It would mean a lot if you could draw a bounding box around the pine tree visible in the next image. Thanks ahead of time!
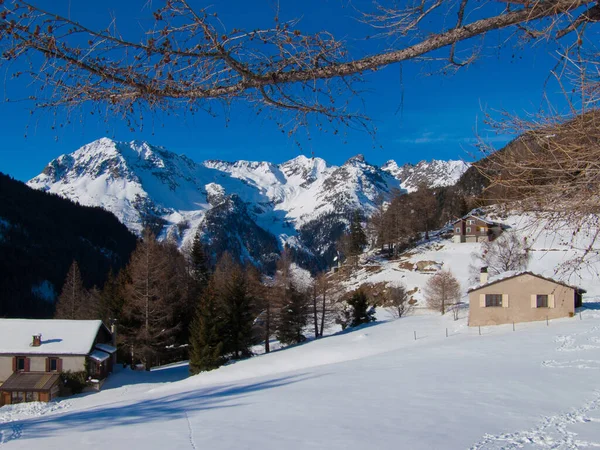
[349,210,367,255]
[190,230,211,289]
[276,282,309,345]
[188,283,224,374]
[55,260,86,319]
[99,269,125,323]
[222,268,254,359]
[211,253,255,360]
[188,252,256,373]
[347,289,375,328]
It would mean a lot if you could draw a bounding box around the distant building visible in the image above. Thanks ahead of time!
[0,319,116,406]
[468,269,585,327]
[452,214,503,243]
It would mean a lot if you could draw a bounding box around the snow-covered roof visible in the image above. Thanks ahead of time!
[89,350,110,363]
[0,319,106,355]
[95,343,117,354]
[468,271,586,293]
[452,214,497,225]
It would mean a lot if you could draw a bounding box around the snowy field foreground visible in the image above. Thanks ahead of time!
[3,213,600,449]
[2,306,600,449]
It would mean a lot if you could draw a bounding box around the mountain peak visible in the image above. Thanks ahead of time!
[381,158,470,192]
[346,154,366,164]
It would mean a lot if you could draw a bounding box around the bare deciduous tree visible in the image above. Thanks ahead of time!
[424,269,461,315]
[386,284,414,319]
[473,231,531,277]
[0,0,596,135]
[478,106,600,273]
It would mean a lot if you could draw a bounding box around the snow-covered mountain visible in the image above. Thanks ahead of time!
[28,138,414,268]
[382,159,470,192]
[28,138,470,268]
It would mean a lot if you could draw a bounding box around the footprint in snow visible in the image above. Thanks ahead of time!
[542,359,600,369]
[470,391,600,449]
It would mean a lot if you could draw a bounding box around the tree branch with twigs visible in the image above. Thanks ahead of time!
[0,0,596,135]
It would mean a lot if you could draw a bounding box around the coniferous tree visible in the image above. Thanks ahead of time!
[189,252,255,372]
[121,229,185,368]
[347,289,376,328]
[214,255,255,359]
[99,269,125,323]
[55,260,86,319]
[349,210,367,255]
[276,282,309,345]
[190,231,210,282]
[189,283,224,374]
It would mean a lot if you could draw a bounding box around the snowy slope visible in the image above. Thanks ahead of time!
[382,159,470,192]
[1,212,600,449]
[2,303,600,448]
[339,211,600,306]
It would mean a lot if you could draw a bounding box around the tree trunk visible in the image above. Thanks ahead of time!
[319,291,327,337]
[312,285,319,339]
[264,302,270,354]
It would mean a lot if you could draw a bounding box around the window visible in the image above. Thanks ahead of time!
[16,357,25,371]
[468,220,474,225]
[479,227,486,233]
[485,294,503,307]
[455,227,460,233]
[49,358,58,371]
[466,227,471,233]
[536,294,548,308]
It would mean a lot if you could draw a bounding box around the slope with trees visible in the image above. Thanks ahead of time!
[0,172,137,318]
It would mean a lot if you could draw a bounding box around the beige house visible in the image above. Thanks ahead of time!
[0,319,116,406]
[452,214,503,243]
[468,270,585,327]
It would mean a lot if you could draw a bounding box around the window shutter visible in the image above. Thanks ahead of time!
[24,358,31,372]
[57,358,63,372]
[502,294,509,308]
[531,295,537,308]
[479,294,486,307]
[45,358,50,372]
[12,356,16,372]
[548,294,555,308]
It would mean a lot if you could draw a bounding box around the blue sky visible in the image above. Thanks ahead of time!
[0,0,578,181]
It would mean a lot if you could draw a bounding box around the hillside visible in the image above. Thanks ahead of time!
[336,210,600,305]
[1,211,599,448]
[0,173,137,318]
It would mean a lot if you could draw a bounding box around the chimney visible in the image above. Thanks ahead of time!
[32,334,42,347]
[480,267,489,285]
[110,320,118,366]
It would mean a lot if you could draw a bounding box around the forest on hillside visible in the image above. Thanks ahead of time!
[0,172,137,318]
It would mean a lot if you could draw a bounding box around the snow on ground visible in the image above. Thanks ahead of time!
[2,212,600,449]
[2,307,600,449]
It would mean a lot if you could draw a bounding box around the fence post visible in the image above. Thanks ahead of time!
[479,326,481,336]
[580,311,583,320]
[546,316,549,326]
[513,322,515,331]
[446,328,448,338]
[414,331,417,341]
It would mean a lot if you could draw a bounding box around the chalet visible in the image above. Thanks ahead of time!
[452,214,503,243]
[0,319,116,406]
[468,269,585,327]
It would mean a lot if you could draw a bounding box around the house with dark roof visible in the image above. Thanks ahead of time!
[468,269,585,327]
[452,214,504,243]
[0,319,116,406]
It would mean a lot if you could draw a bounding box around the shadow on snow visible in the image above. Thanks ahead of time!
[0,373,315,442]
